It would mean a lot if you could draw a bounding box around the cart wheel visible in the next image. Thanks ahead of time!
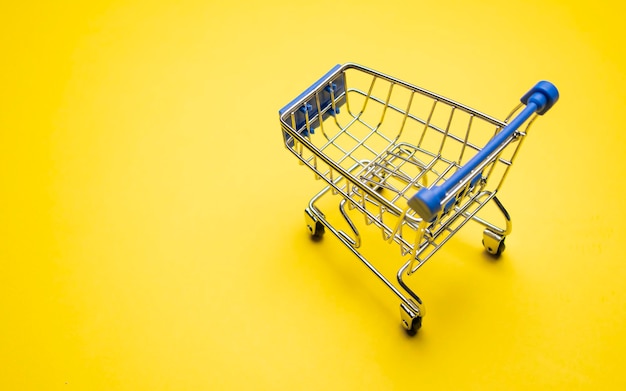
[482,235,506,257]
[496,240,506,256]
[400,302,423,336]
[305,209,325,239]
[310,221,325,238]
[405,316,422,336]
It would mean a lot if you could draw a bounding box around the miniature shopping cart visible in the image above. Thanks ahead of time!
[278,63,558,334]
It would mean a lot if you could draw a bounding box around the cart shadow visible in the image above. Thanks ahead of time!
[283,213,516,343]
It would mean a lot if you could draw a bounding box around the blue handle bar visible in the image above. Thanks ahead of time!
[278,64,346,148]
[407,81,559,221]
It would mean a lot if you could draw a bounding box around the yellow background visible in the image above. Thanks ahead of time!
[2,0,625,389]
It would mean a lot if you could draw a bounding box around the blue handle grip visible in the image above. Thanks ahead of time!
[279,64,342,115]
[407,81,559,221]
[279,65,347,149]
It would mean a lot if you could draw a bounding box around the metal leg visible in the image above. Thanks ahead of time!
[338,199,361,248]
[400,302,423,335]
[305,185,425,334]
[480,195,511,256]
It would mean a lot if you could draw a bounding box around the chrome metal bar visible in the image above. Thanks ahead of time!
[494,115,537,191]
[466,195,512,236]
[437,106,456,156]
[395,90,415,141]
[347,88,503,158]
[458,115,474,164]
[306,186,424,313]
[338,198,361,248]
[375,82,395,129]
[314,89,330,141]
[358,74,377,117]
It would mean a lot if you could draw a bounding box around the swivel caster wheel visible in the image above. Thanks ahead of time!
[404,316,422,336]
[400,302,423,336]
[305,209,325,239]
[483,229,506,257]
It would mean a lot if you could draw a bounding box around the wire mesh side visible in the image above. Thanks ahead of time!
[281,64,536,268]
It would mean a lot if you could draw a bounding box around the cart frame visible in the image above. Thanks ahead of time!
[279,63,558,333]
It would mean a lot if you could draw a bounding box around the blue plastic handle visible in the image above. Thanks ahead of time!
[279,64,342,116]
[279,65,346,147]
[407,81,559,221]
